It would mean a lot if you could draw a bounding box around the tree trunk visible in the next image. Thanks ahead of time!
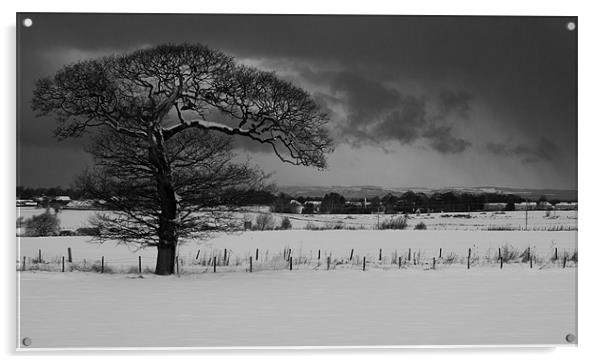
[155,244,176,275]
[150,130,179,275]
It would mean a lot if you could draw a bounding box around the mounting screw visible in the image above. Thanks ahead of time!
[22,18,33,27]
[22,337,32,346]
[565,333,576,343]
[566,22,576,31]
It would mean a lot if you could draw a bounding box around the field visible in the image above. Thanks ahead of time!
[17,207,578,348]
[17,207,578,231]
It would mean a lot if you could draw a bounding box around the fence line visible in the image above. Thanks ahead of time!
[17,245,577,275]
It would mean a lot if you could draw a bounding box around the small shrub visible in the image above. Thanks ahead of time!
[91,262,113,273]
[519,248,531,263]
[24,211,60,237]
[570,251,578,263]
[304,222,319,230]
[500,244,520,263]
[452,214,472,218]
[443,252,458,264]
[380,216,408,230]
[75,227,101,236]
[324,221,345,230]
[254,213,275,231]
[414,221,427,230]
[280,217,292,230]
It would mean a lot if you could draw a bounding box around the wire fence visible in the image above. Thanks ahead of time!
[17,245,578,275]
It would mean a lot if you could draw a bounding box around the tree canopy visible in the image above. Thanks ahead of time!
[33,44,333,167]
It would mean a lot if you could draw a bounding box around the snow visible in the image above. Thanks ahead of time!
[16,208,577,348]
[18,230,577,272]
[18,267,576,348]
[17,207,578,231]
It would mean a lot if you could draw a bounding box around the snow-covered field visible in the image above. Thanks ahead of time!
[18,230,577,273]
[17,207,578,231]
[16,207,578,348]
[19,267,576,348]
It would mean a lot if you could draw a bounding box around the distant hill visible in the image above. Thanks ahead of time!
[275,185,577,201]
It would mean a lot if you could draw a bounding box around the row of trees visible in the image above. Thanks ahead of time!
[17,186,82,200]
[18,185,556,215]
[271,191,553,214]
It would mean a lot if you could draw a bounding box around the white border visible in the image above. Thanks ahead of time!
[3,0,602,362]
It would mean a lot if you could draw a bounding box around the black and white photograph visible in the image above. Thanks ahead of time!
[15,12,578,349]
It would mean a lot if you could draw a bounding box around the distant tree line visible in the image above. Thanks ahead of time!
[17,186,82,200]
[17,185,560,214]
[271,191,560,214]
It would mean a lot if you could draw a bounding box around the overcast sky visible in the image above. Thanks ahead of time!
[17,14,577,189]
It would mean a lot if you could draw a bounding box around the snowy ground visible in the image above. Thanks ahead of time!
[16,207,577,348]
[18,230,577,272]
[17,207,578,231]
[18,267,576,348]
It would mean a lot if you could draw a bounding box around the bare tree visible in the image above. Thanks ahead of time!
[79,127,264,272]
[33,44,333,275]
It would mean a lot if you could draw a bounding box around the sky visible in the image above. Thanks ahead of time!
[17,14,577,190]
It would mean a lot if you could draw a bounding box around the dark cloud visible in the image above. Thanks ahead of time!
[17,14,576,188]
[373,97,427,144]
[331,71,400,125]
[486,138,560,163]
[322,72,471,153]
[423,126,472,153]
[438,90,472,119]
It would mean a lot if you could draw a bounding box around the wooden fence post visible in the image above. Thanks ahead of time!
[62,256,65,272]
[176,256,180,276]
[563,255,567,268]
[195,250,200,260]
[379,249,382,261]
[530,255,533,269]
[67,247,72,263]
[138,256,142,274]
[249,256,253,273]
[498,247,502,261]
[398,256,402,269]
[327,256,331,271]
[363,256,366,271]
[467,248,471,270]
[554,248,558,261]
[223,249,228,265]
[500,254,503,269]
[289,256,293,271]
[38,249,42,264]
[350,249,354,261]
[439,248,442,259]
[213,256,217,273]
[408,248,411,261]
[101,256,104,274]
[318,249,321,260]
[432,257,436,270]
[256,248,259,261]
[22,256,25,271]
[527,247,531,261]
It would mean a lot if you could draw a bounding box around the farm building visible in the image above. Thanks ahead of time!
[289,200,304,214]
[483,202,507,211]
[555,202,578,210]
[53,196,71,203]
[515,202,537,210]
[16,199,37,207]
[537,201,554,210]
